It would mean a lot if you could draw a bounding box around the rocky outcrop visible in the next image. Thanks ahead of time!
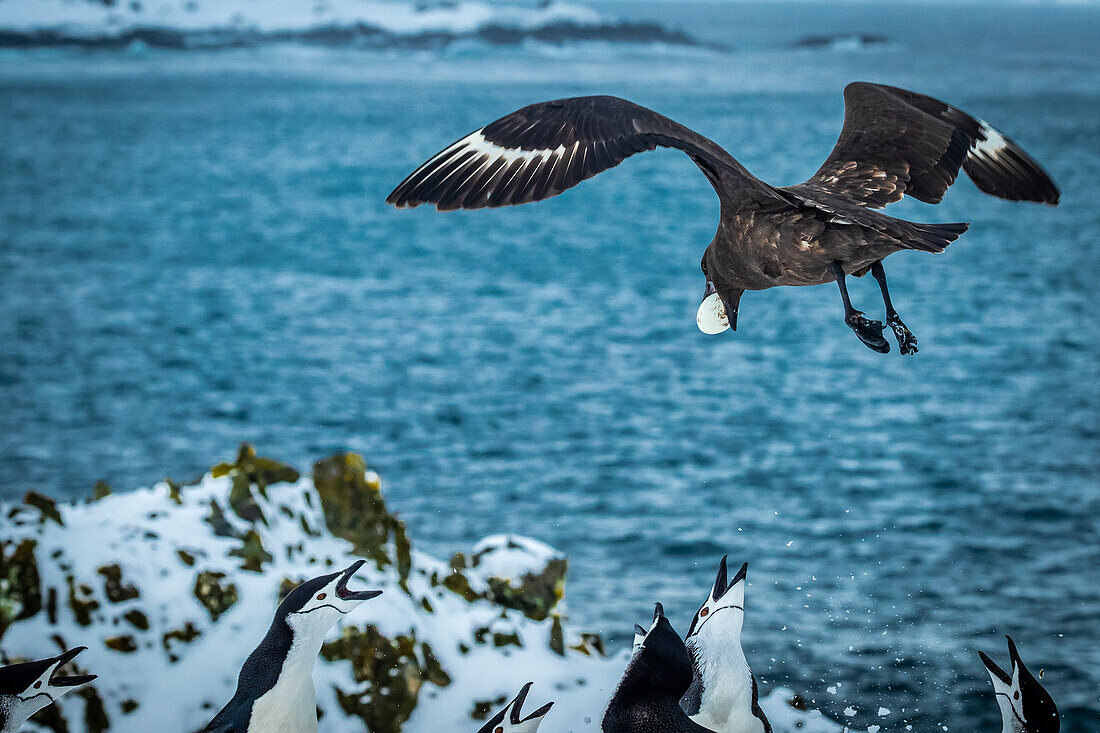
[0,445,611,732]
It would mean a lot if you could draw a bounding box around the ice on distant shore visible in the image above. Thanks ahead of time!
[0,0,710,49]
[792,33,891,50]
[0,445,840,731]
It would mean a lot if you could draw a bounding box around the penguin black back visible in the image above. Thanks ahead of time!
[603,605,714,733]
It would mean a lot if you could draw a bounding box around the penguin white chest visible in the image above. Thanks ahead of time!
[249,676,317,733]
[689,640,766,733]
[691,674,766,733]
[247,634,321,733]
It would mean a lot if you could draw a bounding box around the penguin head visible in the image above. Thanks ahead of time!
[476,682,553,733]
[278,560,382,637]
[979,636,1059,733]
[0,647,96,727]
[685,556,747,643]
[628,603,695,697]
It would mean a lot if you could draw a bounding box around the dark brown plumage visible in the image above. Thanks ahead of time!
[387,83,1059,353]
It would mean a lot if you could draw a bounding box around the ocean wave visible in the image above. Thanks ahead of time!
[0,0,717,49]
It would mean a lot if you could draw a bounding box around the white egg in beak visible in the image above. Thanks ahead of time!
[697,292,730,334]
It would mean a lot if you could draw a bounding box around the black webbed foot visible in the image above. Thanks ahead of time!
[887,314,918,355]
[845,311,890,353]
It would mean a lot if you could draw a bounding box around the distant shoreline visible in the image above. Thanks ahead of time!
[0,20,723,51]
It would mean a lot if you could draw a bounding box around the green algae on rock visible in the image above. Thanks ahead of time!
[321,625,452,733]
[104,635,137,653]
[90,481,112,502]
[96,565,139,604]
[77,686,111,733]
[161,621,201,663]
[122,609,149,631]
[192,570,238,621]
[312,453,413,583]
[227,529,274,573]
[0,538,41,639]
[444,536,568,622]
[66,576,100,627]
[211,443,301,524]
[23,491,64,525]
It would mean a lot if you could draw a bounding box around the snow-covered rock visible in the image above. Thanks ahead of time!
[0,445,839,732]
[0,445,613,731]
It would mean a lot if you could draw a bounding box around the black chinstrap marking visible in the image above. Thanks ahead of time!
[292,603,350,617]
[18,692,53,706]
[995,692,1028,728]
[687,604,744,638]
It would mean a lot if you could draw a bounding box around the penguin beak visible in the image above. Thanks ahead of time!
[712,555,729,600]
[334,559,383,602]
[1005,635,1023,673]
[697,281,734,334]
[49,647,97,688]
[979,649,1012,685]
[510,682,554,725]
[711,556,748,602]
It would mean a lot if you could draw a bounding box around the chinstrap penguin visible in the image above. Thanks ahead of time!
[603,603,714,733]
[476,682,553,733]
[979,636,1059,733]
[202,559,382,733]
[0,647,96,733]
[681,557,771,733]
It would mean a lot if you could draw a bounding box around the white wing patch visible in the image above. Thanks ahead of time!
[969,119,1010,162]
[403,129,577,200]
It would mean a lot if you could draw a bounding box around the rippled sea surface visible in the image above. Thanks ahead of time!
[1,2,1098,730]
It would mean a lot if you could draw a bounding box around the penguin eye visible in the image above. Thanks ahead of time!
[494,727,503,733]
[34,681,41,689]
[700,607,709,617]
[1014,690,1020,700]
[316,593,326,601]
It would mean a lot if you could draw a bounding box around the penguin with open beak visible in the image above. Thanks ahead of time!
[0,647,96,733]
[978,636,1059,733]
[681,557,771,733]
[476,682,554,733]
[202,560,382,733]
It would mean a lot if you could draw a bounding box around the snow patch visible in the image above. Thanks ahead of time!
[1,454,840,732]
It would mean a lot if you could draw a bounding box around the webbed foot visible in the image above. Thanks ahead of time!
[845,311,890,353]
[887,314,918,355]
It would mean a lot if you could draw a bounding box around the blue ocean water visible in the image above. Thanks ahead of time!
[1,2,1098,730]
